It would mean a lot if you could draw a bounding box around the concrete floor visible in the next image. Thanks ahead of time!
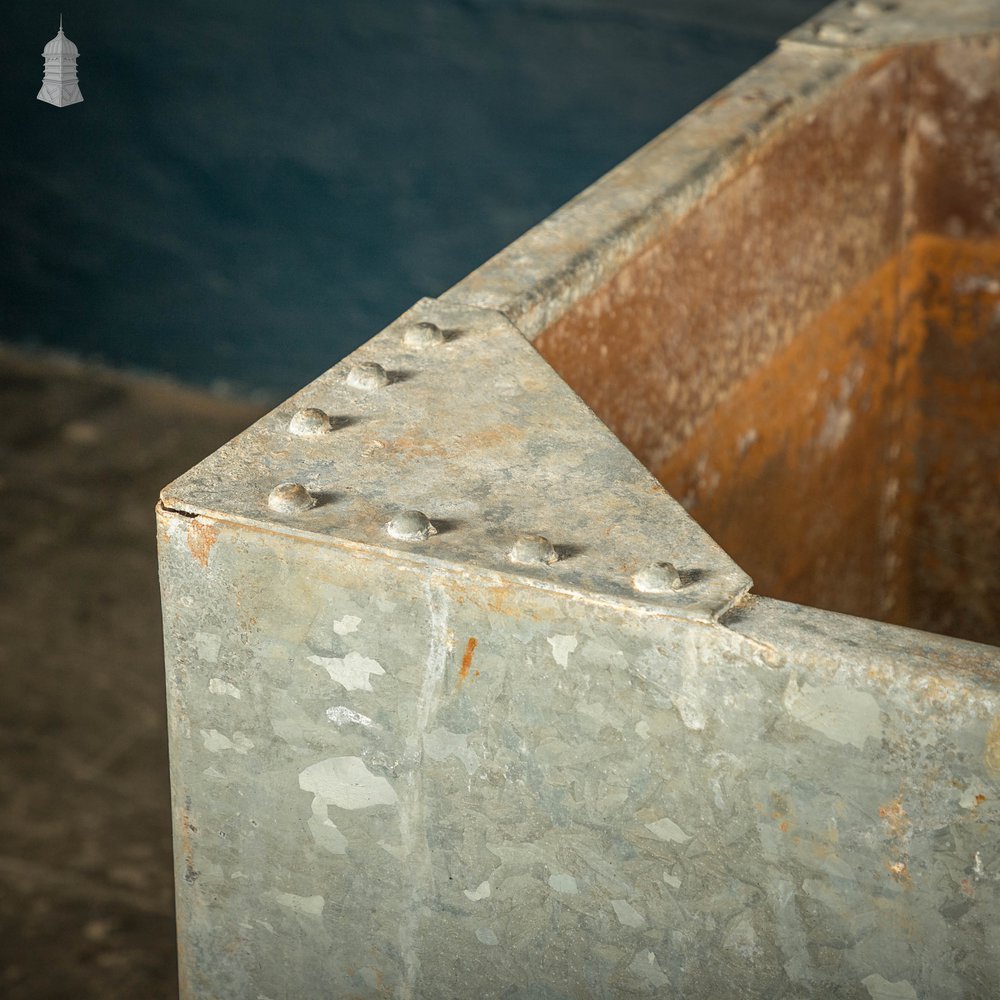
[0,347,266,999]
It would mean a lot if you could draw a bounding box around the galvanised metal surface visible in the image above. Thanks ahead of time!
[158,502,1000,998]
[159,1,1000,996]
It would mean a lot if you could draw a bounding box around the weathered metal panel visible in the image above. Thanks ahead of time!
[159,508,999,999]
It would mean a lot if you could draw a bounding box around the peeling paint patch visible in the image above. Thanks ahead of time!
[194,631,221,664]
[209,677,241,699]
[464,881,491,901]
[548,873,579,894]
[861,974,917,999]
[308,651,386,692]
[723,911,759,958]
[326,706,374,728]
[275,892,325,917]
[299,756,398,810]
[475,927,498,946]
[645,816,691,843]
[959,785,988,809]
[627,950,670,988]
[377,840,408,860]
[612,899,646,928]
[307,813,348,855]
[332,615,362,635]
[783,678,882,749]
[548,634,578,667]
[201,729,253,754]
[425,727,480,775]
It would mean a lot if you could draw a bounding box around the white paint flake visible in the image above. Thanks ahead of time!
[209,677,241,699]
[959,785,988,809]
[548,634,578,668]
[201,729,253,754]
[663,872,682,888]
[326,706,374,728]
[297,756,397,857]
[548,873,579,894]
[783,678,882,749]
[274,892,325,917]
[299,756,398,810]
[627,950,670,989]
[861,974,918,999]
[333,615,362,636]
[645,816,691,843]
[634,720,650,740]
[194,631,221,664]
[475,927,499,946]
[308,650,386,692]
[464,881,491,901]
[425,727,480,775]
[612,899,646,928]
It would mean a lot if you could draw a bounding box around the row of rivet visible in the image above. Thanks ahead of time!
[271,318,685,595]
[288,321,445,436]
[268,484,684,593]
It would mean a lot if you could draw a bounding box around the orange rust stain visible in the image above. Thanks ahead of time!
[456,637,478,689]
[887,861,912,887]
[975,794,987,806]
[779,821,790,833]
[960,878,975,898]
[186,517,218,568]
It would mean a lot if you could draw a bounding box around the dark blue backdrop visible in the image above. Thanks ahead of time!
[1,1,823,397]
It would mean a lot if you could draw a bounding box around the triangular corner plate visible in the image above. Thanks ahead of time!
[162,299,752,621]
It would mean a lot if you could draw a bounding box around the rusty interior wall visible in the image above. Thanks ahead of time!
[533,40,1000,645]
[901,36,1000,645]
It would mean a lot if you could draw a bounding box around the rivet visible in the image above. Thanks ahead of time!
[403,321,446,350]
[849,0,893,16]
[288,407,333,436]
[386,509,436,542]
[813,21,857,42]
[347,362,390,391]
[268,482,317,513]
[509,534,558,566]
[633,562,683,593]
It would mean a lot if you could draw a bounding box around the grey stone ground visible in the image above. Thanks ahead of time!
[0,347,265,999]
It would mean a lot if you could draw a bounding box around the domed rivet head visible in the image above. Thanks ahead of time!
[268,482,317,513]
[288,407,333,436]
[509,534,558,566]
[632,562,683,593]
[403,321,446,350]
[347,362,390,391]
[813,21,856,42]
[386,510,437,542]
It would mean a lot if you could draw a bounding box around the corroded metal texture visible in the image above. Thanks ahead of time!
[533,51,909,628]
[903,36,1000,644]
[531,33,1000,645]
[159,2,1000,997]
[158,509,999,999]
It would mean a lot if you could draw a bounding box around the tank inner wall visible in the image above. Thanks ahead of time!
[533,38,1000,645]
